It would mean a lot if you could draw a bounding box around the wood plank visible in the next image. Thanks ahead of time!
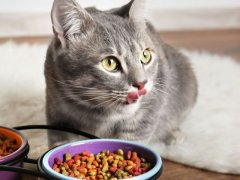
[160,29,240,61]
[160,159,240,180]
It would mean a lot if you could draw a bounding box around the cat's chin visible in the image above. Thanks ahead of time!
[117,100,140,115]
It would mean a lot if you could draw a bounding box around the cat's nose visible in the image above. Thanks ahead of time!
[133,80,147,90]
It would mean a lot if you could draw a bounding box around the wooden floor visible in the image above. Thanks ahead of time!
[161,29,240,61]
[1,29,240,180]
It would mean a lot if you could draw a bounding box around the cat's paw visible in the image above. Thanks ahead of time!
[164,129,184,145]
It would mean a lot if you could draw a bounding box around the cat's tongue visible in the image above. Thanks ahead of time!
[127,89,147,104]
[138,89,147,96]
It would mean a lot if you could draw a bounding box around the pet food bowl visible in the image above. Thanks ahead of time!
[39,139,162,180]
[0,126,29,180]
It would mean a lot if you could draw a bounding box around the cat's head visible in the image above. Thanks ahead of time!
[49,0,164,113]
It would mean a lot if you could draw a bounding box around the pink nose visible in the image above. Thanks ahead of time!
[133,81,147,90]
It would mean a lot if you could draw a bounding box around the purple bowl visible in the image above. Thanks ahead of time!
[0,126,29,180]
[40,139,162,180]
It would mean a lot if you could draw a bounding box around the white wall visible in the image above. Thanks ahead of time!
[0,0,240,37]
[1,0,240,12]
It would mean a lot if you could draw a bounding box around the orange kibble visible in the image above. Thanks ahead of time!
[81,156,88,162]
[132,152,138,159]
[76,159,81,166]
[53,167,60,173]
[63,162,69,170]
[78,167,87,174]
[97,174,104,179]
[88,156,95,162]
[0,133,19,158]
[82,150,91,157]
[90,176,96,180]
[87,164,92,170]
[92,160,99,167]
[112,163,118,168]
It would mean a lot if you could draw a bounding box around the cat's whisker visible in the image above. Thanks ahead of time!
[82,95,114,103]
[152,88,169,96]
[154,77,168,82]
[154,81,167,85]
[49,77,101,90]
[154,81,168,87]
[94,97,116,108]
[69,87,108,91]
[152,89,168,96]
[95,92,127,108]
[154,81,178,93]
[110,93,127,98]
[72,86,103,90]
[58,90,110,105]
[110,95,127,106]
[112,90,129,94]
[72,91,126,98]
[69,91,110,96]
[153,81,168,88]
[105,97,120,110]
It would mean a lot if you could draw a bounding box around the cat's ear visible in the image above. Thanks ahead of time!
[51,0,95,48]
[108,0,134,18]
[129,0,146,25]
[111,0,146,28]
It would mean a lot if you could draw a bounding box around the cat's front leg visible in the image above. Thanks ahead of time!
[116,132,150,145]
[113,123,154,144]
[163,128,184,145]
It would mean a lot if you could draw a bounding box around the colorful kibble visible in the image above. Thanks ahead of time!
[0,133,19,158]
[52,149,151,179]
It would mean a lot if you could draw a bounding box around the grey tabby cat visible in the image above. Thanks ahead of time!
[45,0,197,146]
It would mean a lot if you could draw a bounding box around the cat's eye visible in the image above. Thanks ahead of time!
[101,57,119,72]
[140,49,152,65]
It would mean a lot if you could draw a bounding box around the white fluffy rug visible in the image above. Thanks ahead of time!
[0,42,240,174]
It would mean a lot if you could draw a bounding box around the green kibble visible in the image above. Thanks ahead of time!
[60,166,65,171]
[96,154,101,161]
[106,172,111,177]
[88,171,97,176]
[74,170,80,176]
[141,157,146,163]
[102,157,108,165]
[62,170,69,176]
[113,159,119,165]
[142,162,151,169]
[115,155,124,161]
[102,165,109,172]
[115,169,124,178]
[116,149,124,155]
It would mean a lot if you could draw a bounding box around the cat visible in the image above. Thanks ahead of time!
[45,0,197,147]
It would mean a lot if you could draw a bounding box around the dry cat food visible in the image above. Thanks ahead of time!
[0,133,19,158]
[52,149,151,179]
